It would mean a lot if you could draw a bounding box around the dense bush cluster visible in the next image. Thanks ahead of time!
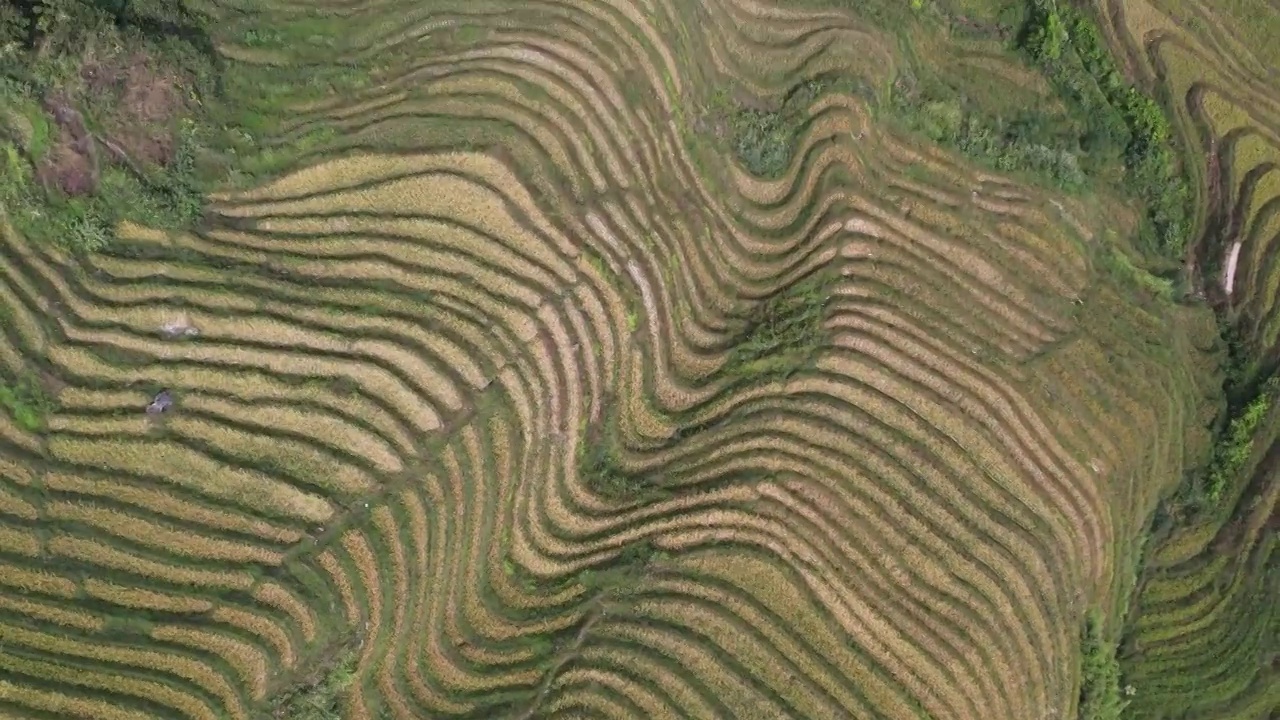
[0,372,55,432]
[577,414,669,502]
[891,1,1191,257]
[1021,0,1190,256]
[892,92,1088,190]
[728,79,834,178]
[731,107,793,178]
[723,270,835,382]
[271,650,357,720]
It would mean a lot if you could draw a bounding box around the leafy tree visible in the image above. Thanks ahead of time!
[1027,5,1068,62]
[0,5,27,55]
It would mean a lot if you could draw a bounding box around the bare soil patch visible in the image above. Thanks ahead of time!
[99,52,186,168]
[35,93,98,196]
[35,46,192,199]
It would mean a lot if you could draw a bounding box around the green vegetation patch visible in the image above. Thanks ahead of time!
[578,415,669,502]
[727,83,821,178]
[877,0,1191,260]
[1020,0,1190,256]
[576,540,669,601]
[694,77,863,179]
[722,270,836,382]
[1095,242,1176,302]
[1077,612,1130,720]
[268,646,358,719]
[890,82,1087,189]
[1200,375,1279,506]
[0,371,57,432]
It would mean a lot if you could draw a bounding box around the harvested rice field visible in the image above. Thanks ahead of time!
[0,0,1274,718]
[1080,0,1280,717]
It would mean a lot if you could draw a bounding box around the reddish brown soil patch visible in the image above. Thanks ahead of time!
[35,93,98,196]
[110,52,186,168]
[36,47,190,198]
[35,130,97,196]
[43,92,88,139]
[127,70,181,124]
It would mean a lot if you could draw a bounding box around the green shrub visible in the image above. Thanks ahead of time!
[890,84,1088,190]
[578,442,633,498]
[1077,612,1129,720]
[1026,5,1068,61]
[726,78,842,178]
[1202,375,1279,504]
[732,107,794,177]
[723,271,834,383]
[918,99,964,143]
[576,540,666,598]
[577,429,666,501]
[0,374,56,433]
[271,650,358,720]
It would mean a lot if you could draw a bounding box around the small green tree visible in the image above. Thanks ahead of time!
[1027,6,1068,62]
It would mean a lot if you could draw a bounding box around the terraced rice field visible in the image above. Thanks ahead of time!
[0,0,1240,718]
[1092,0,1280,356]
[1086,1,1280,717]
[1119,449,1280,719]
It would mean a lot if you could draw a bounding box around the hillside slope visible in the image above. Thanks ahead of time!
[0,0,1252,719]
